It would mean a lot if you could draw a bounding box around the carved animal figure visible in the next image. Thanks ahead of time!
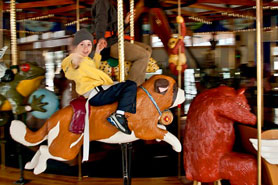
[0,63,46,126]
[0,63,46,114]
[149,8,187,75]
[183,86,257,185]
[128,1,188,75]
[10,75,185,175]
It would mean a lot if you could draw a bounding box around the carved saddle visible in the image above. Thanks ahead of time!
[69,96,90,134]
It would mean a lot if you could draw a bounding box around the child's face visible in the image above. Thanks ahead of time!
[75,40,93,57]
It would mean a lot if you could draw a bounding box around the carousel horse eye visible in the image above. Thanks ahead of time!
[20,63,30,72]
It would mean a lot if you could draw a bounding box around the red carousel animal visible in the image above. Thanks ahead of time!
[10,75,185,175]
[149,8,187,75]
[183,86,257,185]
[133,1,188,75]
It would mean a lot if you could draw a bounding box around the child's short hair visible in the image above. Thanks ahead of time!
[72,29,94,46]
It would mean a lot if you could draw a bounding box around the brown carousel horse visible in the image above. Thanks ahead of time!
[10,75,185,175]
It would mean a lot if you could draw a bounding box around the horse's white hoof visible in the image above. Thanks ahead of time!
[173,143,182,152]
[25,162,35,170]
[34,165,47,175]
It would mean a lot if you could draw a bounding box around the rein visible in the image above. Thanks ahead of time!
[140,86,162,116]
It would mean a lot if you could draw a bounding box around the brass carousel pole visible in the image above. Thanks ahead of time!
[10,0,17,68]
[0,0,5,169]
[0,0,3,50]
[129,0,134,44]
[75,0,82,181]
[10,0,28,184]
[76,0,80,31]
[256,0,263,184]
[117,1,132,184]
[177,0,182,179]
[118,0,125,82]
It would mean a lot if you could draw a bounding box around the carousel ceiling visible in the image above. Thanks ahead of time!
[2,0,278,32]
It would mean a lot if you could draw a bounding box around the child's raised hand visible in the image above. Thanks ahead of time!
[71,53,83,68]
[125,10,136,24]
[95,39,107,54]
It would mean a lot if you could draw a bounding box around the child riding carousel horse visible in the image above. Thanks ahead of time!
[62,29,137,161]
[62,29,137,135]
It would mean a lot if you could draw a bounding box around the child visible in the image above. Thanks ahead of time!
[62,29,137,135]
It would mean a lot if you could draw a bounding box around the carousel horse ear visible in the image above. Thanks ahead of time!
[154,78,169,95]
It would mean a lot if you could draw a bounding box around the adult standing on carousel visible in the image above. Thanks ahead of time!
[91,0,152,86]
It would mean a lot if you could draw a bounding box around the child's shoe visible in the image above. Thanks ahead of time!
[107,113,131,135]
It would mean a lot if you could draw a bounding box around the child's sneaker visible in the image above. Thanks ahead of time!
[107,113,131,135]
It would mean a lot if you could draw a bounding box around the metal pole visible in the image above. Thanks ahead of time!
[0,0,5,169]
[14,115,29,184]
[118,0,125,82]
[0,0,3,50]
[129,0,134,44]
[10,2,28,184]
[255,0,263,184]
[0,127,5,168]
[10,0,17,68]
[76,0,80,31]
[177,0,182,179]
[78,152,82,181]
[121,143,132,185]
[76,0,82,180]
[117,2,132,185]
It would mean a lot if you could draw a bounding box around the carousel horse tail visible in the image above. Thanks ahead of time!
[10,120,48,147]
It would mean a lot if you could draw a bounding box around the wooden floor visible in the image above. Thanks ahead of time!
[0,166,192,185]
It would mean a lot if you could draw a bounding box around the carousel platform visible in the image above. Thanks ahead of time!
[0,166,192,185]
